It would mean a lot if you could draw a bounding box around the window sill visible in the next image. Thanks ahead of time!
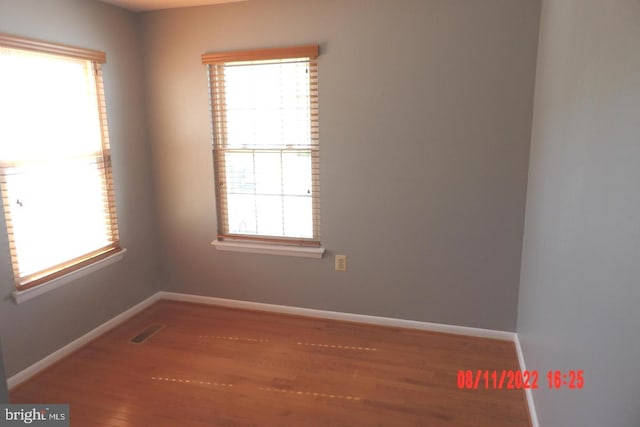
[212,240,325,259]
[12,248,127,304]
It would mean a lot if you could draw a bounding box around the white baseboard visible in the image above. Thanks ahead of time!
[161,291,534,427]
[514,334,539,427]
[7,292,162,390]
[157,291,516,341]
[7,287,524,427]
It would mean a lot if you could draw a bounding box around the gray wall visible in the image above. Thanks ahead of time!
[142,0,540,331]
[0,340,7,402]
[0,0,160,376]
[517,0,640,426]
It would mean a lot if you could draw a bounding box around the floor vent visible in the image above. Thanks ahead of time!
[130,324,165,344]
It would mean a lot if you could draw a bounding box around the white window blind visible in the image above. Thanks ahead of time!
[203,46,320,246]
[0,35,120,290]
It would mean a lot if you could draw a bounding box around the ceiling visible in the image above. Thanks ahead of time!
[99,0,246,12]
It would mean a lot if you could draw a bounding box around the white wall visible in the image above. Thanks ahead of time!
[142,0,540,331]
[517,0,640,425]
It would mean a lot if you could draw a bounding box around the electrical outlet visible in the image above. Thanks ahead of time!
[335,255,347,271]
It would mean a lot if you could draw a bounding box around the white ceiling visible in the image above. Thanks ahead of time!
[99,0,246,12]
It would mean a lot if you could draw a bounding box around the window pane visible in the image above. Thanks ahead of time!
[223,61,311,149]
[227,194,257,234]
[224,152,254,194]
[283,196,313,238]
[254,152,281,195]
[0,48,101,163]
[255,195,283,236]
[5,159,110,276]
[282,151,312,196]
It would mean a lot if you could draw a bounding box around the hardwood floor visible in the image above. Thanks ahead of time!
[11,301,530,426]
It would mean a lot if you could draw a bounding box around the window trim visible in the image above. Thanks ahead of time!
[217,234,322,248]
[0,33,106,63]
[0,34,121,291]
[16,244,122,291]
[212,240,324,259]
[202,45,321,247]
[12,248,126,304]
[201,45,318,64]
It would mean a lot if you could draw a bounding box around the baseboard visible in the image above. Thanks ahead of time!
[7,288,522,419]
[7,292,162,390]
[514,334,539,427]
[157,291,516,341]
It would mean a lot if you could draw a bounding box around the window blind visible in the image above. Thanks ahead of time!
[203,46,320,246]
[0,35,120,290]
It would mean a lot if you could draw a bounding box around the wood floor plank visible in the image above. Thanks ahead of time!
[10,301,530,426]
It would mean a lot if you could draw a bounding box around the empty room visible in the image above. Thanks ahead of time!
[0,0,638,426]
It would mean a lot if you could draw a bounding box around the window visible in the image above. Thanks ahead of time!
[0,34,121,291]
[202,45,320,247]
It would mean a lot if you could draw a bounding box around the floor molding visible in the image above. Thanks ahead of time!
[514,334,540,427]
[7,290,521,410]
[158,291,516,341]
[7,293,162,390]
